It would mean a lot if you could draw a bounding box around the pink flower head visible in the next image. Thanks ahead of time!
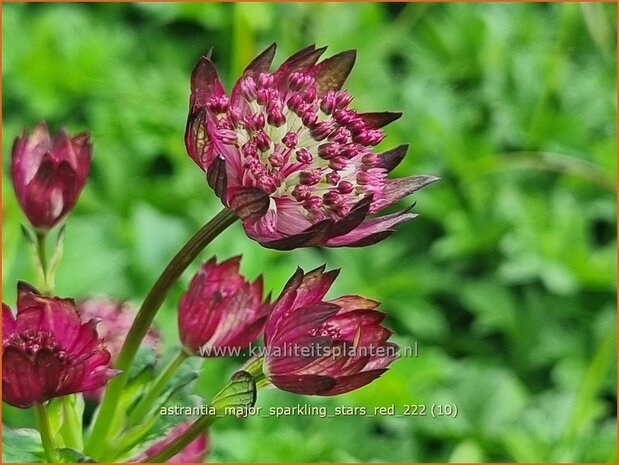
[2,283,119,408]
[263,266,397,396]
[185,44,438,250]
[178,256,271,355]
[78,297,160,400]
[78,297,160,360]
[11,122,92,230]
[136,422,209,463]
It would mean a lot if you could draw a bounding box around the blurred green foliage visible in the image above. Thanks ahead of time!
[2,2,616,462]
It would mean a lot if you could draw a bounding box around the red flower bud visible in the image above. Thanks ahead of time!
[178,257,271,355]
[263,266,398,396]
[2,283,119,408]
[11,122,92,230]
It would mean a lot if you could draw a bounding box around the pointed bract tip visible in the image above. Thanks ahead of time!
[17,281,40,297]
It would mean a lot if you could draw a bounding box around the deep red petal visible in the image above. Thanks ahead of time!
[324,369,388,395]
[273,45,327,89]
[265,268,304,345]
[206,155,228,199]
[381,175,440,210]
[2,347,44,408]
[270,302,340,347]
[324,209,418,247]
[75,365,120,392]
[269,373,336,395]
[228,187,270,221]
[2,303,17,336]
[378,144,409,172]
[358,112,402,129]
[293,266,339,308]
[364,342,399,370]
[328,195,372,237]
[190,56,226,109]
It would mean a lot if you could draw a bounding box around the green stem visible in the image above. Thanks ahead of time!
[241,355,266,382]
[35,231,47,273]
[128,350,188,424]
[35,231,50,294]
[60,395,83,450]
[142,371,257,463]
[85,207,238,458]
[35,403,59,463]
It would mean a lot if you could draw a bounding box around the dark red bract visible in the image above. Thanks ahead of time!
[178,257,271,355]
[11,122,92,230]
[263,266,398,396]
[2,283,119,408]
[185,44,437,250]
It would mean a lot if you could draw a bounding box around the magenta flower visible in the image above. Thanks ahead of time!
[78,297,160,400]
[185,44,437,249]
[136,422,209,463]
[11,122,92,231]
[263,266,397,396]
[78,297,160,361]
[2,283,119,408]
[178,256,270,355]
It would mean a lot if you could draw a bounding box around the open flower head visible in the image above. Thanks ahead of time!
[185,44,437,249]
[11,122,91,230]
[178,256,271,355]
[263,266,397,396]
[2,283,119,408]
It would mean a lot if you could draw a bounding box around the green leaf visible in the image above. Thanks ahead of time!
[57,448,96,463]
[2,426,45,463]
[212,371,257,411]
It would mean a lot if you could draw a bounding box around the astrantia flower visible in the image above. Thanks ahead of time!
[178,256,270,355]
[185,44,437,249]
[78,297,160,400]
[2,283,119,408]
[262,266,397,396]
[78,297,160,360]
[135,422,209,463]
[11,122,92,230]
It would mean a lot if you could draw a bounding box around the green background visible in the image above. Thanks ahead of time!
[2,2,616,462]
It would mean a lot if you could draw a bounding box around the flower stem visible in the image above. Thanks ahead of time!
[60,395,83,450]
[141,371,257,463]
[35,231,51,294]
[128,350,188,424]
[35,403,59,463]
[241,355,266,382]
[35,231,47,273]
[85,207,238,458]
